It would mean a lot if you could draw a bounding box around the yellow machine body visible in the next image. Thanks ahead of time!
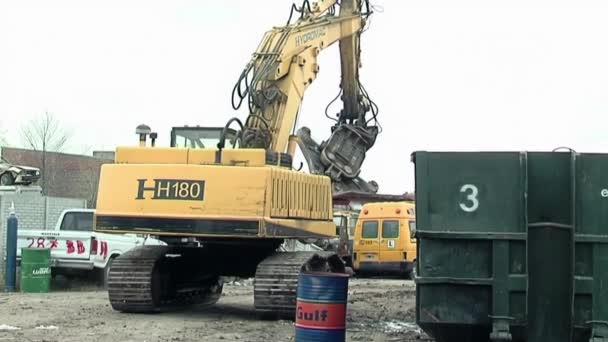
[95,146,335,240]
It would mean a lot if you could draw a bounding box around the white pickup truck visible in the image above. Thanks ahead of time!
[17,208,166,287]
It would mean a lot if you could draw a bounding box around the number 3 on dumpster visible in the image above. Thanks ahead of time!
[459,184,479,213]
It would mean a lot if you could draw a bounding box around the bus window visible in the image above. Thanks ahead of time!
[382,220,399,238]
[362,221,378,239]
[409,221,417,240]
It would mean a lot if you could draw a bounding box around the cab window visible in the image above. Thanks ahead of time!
[348,214,359,237]
[170,127,238,149]
[60,212,94,232]
[333,215,346,236]
[382,220,399,238]
[361,221,378,239]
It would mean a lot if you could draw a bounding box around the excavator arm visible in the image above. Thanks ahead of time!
[228,0,380,193]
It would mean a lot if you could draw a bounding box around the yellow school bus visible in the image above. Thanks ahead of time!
[352,201,416,278]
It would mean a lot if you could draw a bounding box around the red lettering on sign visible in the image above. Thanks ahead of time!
[295,302,346,329]
[77,240,85,254]
[66,240,75,254]
[37,238,45,248]
[50,239,58,249]
[100,241,108,259]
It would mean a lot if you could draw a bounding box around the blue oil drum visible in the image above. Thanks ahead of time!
[294,271,350,342]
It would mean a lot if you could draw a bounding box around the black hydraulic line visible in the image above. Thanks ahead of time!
[218,117,244,150]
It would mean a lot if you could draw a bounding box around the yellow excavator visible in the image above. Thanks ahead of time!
[94,0,380,318]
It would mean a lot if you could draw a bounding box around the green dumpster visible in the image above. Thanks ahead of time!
[412,151,608,342]
[20,248,51,293]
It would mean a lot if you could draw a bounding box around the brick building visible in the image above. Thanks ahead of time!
[0,147,113,207]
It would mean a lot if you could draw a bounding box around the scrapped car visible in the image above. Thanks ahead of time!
[0,156,41,185]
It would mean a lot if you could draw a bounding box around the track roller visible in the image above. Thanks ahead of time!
[107,245,223,313]
[253,251,334,319]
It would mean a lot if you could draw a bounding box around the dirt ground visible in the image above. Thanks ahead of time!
[0,276,432,342]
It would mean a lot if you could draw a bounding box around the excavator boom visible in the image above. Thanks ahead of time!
[228,0,380,192]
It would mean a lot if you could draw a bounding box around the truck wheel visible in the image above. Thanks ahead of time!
[99,256,116,289]
[407,261,417,280]
[0,172,14,186]
[341,256,353,268]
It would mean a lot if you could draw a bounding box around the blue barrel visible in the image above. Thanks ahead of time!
[5,212,18,292]
[295,271,350,342]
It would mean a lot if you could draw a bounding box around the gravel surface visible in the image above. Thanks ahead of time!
[0,276,432,342]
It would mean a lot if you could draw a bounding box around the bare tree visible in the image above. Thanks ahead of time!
[20,112,71,152]
[79,144,93,156]
[0,121,7,146]
[20,111,73,195]
[82,164,101,208]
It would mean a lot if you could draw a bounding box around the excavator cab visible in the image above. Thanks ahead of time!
[170,126,239,149]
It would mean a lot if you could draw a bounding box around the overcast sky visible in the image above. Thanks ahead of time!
[2,0,608,193]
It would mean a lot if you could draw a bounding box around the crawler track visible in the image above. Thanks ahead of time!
[253,251,334,319]
[108,246,339,318]
[107,245,223,313]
